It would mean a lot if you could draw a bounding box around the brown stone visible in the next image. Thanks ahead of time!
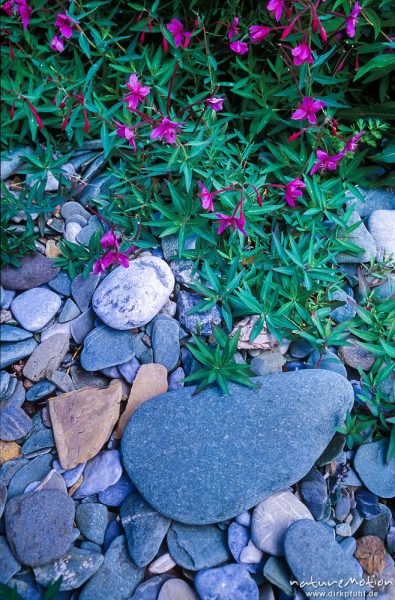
[48,380,122,470]
[45,240,62,258]
[338,339,376,371]
[115,364,168,438]
[0,440,21,466]
[354,535,386,575]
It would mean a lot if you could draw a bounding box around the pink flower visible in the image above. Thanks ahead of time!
[206,97,224,111]
[216,209,247,236]
[228,17,240,40]
[343,130,365,153]
[115,122,137,151]
[50,35,65,52]
[230,41,249,55]
[346,2,361,38]
[291,97,326,125]
[284,179,305,207]
[150,117,184,144]
[2,1,14,16]
[310,150,343,175]
[100,230,119,250]
[249,25,271,43]
[197,181,214,212]
[16,0,31,30]
[166,18,191,48]
[93,250,130,275]
[291,43,314,65]
[55,13,77,38]
[124,74,150,111]
[267,0,284,22]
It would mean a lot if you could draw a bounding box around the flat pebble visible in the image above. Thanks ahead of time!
[72,273,100,312]
[25,380,56,402]
[73,450,123,499]
[81,325,138,371]
[0,324,33,342]
[167,522,230,571]
[33,546,103,591]
[98,474,135,506]
[76,503,108,545]
[11,288,61,332]
[195,564,259,600]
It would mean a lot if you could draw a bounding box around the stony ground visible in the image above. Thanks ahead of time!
[0,148,394,599]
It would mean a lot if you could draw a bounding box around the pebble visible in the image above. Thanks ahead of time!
[336,523,352,537]
[79,535,145,600]
[120,491,171,567]
[299,469,328,520]
[252,490,313,556]
[177,290,222,335]
[284,520,363,596]
[64,221,82,243]
[336,210,377,263]
[0,370,10,397]
[235,511,251,527]
[76,216,101,246]
[167,522,230,571]
[70,307,95,344]
[70,365,108,389]
[0,324,33,342]
[338,339,376,371]
[317,434,346,466]
[307,349,347,378]
[47,369,75,392]
[0,337,38,369]
[355,490,381,520]
[151,316,180,371]
[239,539,263,564]
[0,535,21,583]
[76,503,108,545]
[25,380,56,402]
[72,273,100,312]
[23,333,69,382]
[49,381,122,469]
[349,508,364,535]
[21,412,54,455]
[354,439,395,498]
[1,146,33,179]
[361,504,391,540]
[92,257,174,330]
[148,553,176,574]
[80,325,138,371]
[228,522,250,562]
[66,214,88,227]
[118,356,140,384]
[347,188,395,218]
[339,536,357,556]
[195,564,259,600]
[59,298,81,323]
[0,253,60,291]
[158,579,198,600]
[48,271,72,296]
[368,210,395,257]
[5,490,75,567]
[55,461,86,488]
[168,366,185,389]
[33,546,104,591]
[0,288,15,309]
[289,338,314,358]
[130,575,173,600]
[98,474,135,507]
[263,556,293,595]
[121,370,353,524]
[30,469,67,494]
[0,404,32,442]
[40,319,73,341]
[335,496,351,522]
[250,350,286,376]
[0,441,21,466]
[1,374,17,400]
[73,450,123,499]
[103,519,122,553]
[61,201,91,221]
[170,259,196,285]
[330,289,356,323]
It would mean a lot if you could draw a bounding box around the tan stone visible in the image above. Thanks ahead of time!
[48,380,122,470]
[45,240,62,258]
[115,364,168,438]
[0,440,21,466]
[355,535,386,575]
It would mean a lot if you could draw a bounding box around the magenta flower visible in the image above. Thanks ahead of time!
[16,0,31,30]
[166,18,191,48]
[93,250,130,275]
[291,97,326,125]
[310,150,343,175]
[124,74,150,111]
[50,35,65,52]
[100,230,119,250]
[206,97,224,111]
[292,43,314,65]
[249,25,271,43]
[343,130,365,153]
[284,179,305,207]
[150,117,184,144]
[2,1,14,16]
[115,122,136,151]
[346,2,361,38]
[197,181,214,212]
[216,209,247,236]
[230,41,249,55]
[267,0,284,22]
[228,17,240,40]
[55,14,77,38]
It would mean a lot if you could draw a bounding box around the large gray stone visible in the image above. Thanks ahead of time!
[336,210,377,263]
[33,546,103,591]
[347,188,395,218]
[11,288,61,332]
[284,520,363,597]
[354,439,395,498]
[92,257,174,330]
[0,253,60,291]
[122,370,353,524]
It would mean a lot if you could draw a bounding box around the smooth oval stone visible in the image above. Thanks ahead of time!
[76,503,108,545]
[25,380,56,402]
[354,439,395,498]
[122,371,353,524]
[167,522,230,571]
[228,522,250,562]
[251,491,313,556]
[5,490,75,567]
[158,579,198,600]
[0,253,60,291]
[0,324,33,342]
[195,564,259,600]
[92,257,175,330]
[0,338,38,369]
[11,288,61,332]
[80,326,138,371]
[284,520,363,596]
[33,546,103,591]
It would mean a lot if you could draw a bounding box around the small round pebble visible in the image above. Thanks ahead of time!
[158,579,198,600]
